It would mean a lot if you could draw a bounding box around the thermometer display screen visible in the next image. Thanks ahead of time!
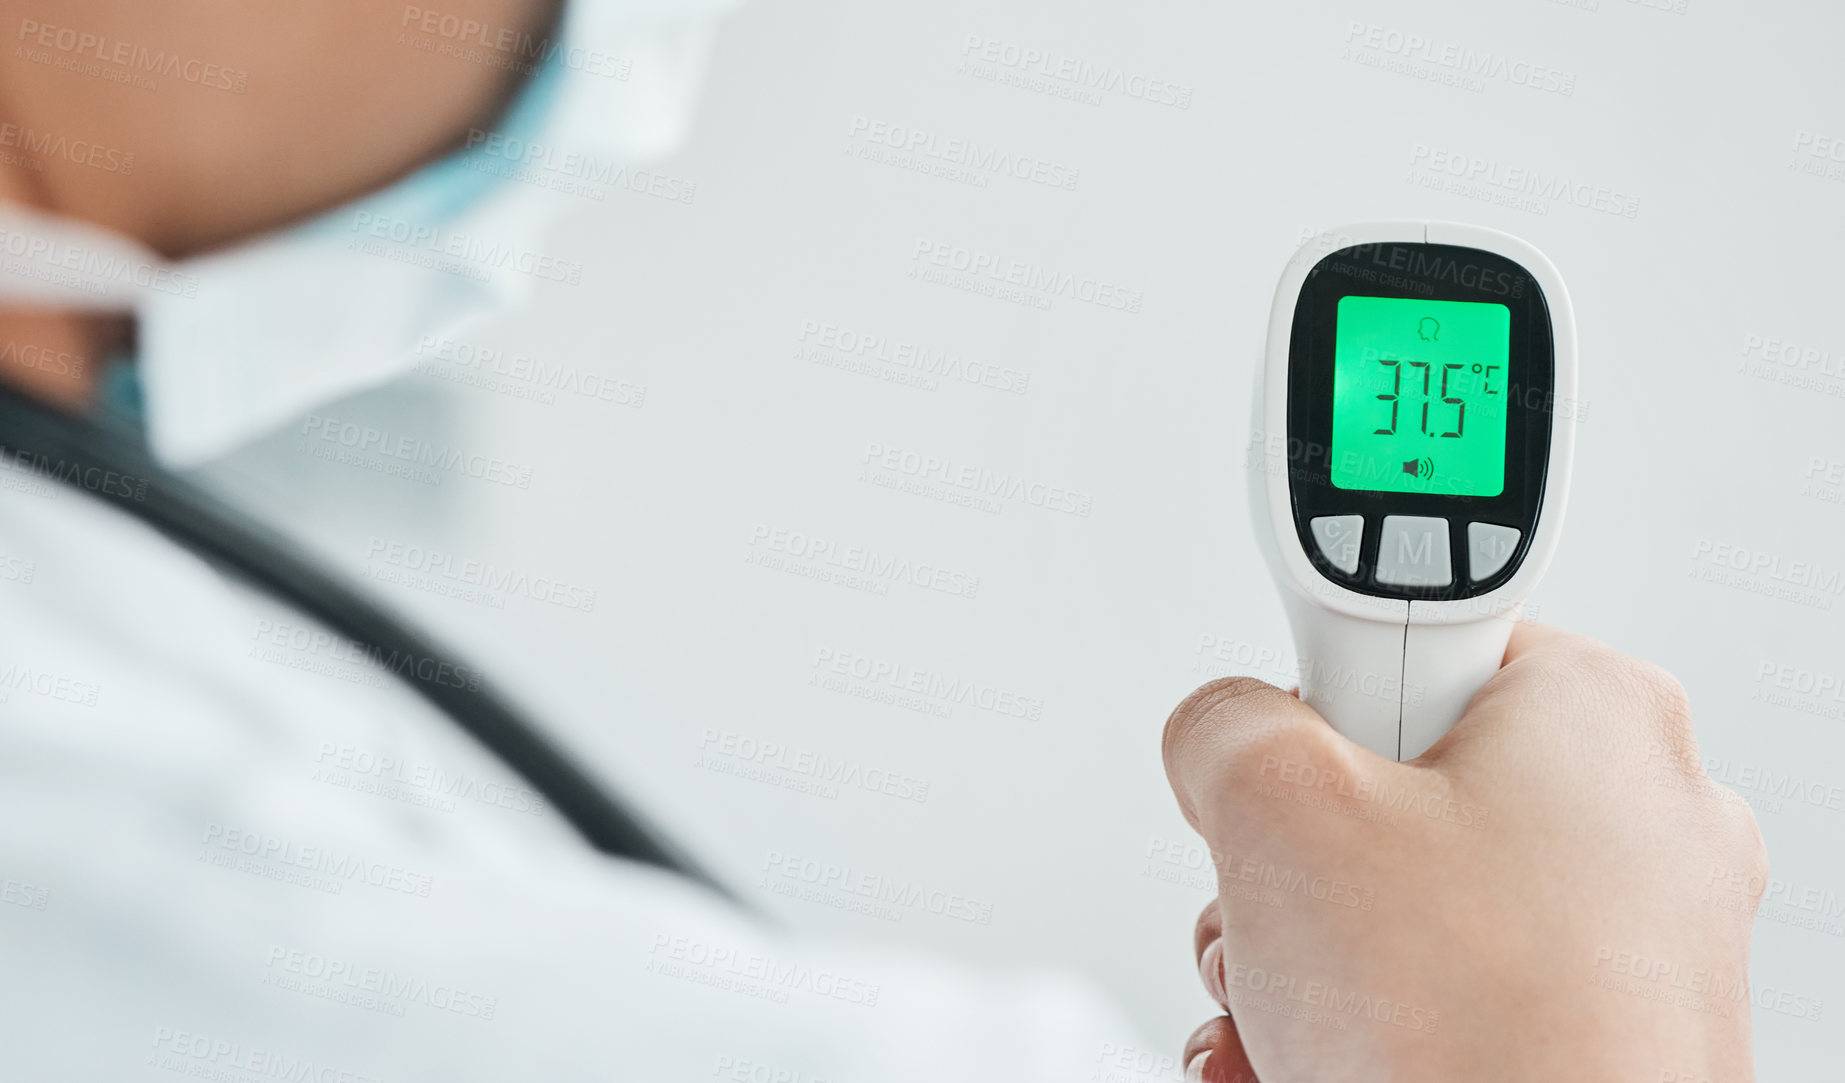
[1329,295,1511,497]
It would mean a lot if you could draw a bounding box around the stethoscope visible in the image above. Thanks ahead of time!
[0,380,732,902]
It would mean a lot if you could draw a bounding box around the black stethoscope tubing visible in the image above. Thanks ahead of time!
[0,382,734,905]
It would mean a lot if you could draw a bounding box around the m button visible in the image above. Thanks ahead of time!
[1376,515,1452,587]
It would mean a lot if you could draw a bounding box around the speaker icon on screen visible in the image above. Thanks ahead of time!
[1402,457,1434,480]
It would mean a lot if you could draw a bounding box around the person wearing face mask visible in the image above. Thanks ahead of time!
[0,1,1768,1080]
[0,3,1153,1078]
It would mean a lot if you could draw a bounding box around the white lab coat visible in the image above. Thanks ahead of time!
[0,441,1142,1079]
[0,5,1149,1067]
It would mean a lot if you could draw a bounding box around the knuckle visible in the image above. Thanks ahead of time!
[1691,782,1767,894]
[1630,659,1692,719]
[1730,805,1771,894]
[1622,659,1699,756]
[1576,645,1696,734]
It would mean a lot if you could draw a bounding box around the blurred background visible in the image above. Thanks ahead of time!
[193,0,1845,1071]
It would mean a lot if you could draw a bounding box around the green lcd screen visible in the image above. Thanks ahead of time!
[1329,295,1511,497]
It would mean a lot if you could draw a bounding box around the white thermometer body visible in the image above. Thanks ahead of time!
[1251,222,1576,760]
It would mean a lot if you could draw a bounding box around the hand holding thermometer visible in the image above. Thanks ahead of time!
[1250,223,1576,760]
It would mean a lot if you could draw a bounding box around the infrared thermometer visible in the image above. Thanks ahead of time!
[1250,223,1576,760]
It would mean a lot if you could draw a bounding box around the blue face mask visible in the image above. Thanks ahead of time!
[297,45,570,249]
[40,0,735,467]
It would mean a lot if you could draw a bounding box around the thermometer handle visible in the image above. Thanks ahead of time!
[1282,595,1516,760]
[1400,616,1516,757]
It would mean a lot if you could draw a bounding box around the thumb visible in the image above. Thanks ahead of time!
[1184,1015,1261,1082]
[1161,676,1357,838]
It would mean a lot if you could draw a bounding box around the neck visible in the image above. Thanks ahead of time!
[0,167,121,413]
[0,307,123,413]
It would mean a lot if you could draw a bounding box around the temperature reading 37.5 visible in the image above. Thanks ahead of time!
[1329,295,1511,497]
[1369,358,1501,438]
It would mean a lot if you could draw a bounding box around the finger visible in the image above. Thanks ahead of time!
[1192,900,1222,963]
[1497,622,1689,730]
[1434,621,1694,771]
[1408,621,1589,764]
[1193,902,1228,1008]
[1199,937,1227,1010]
[1183,1015,1260,1083]
[1162,676,1348,834]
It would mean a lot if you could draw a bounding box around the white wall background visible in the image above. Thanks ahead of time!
[205,0,1845,1073]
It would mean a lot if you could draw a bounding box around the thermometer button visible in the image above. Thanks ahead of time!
[1309,515,1364,575]
[1467,522,1522,582]
[1375,515,1453,587]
